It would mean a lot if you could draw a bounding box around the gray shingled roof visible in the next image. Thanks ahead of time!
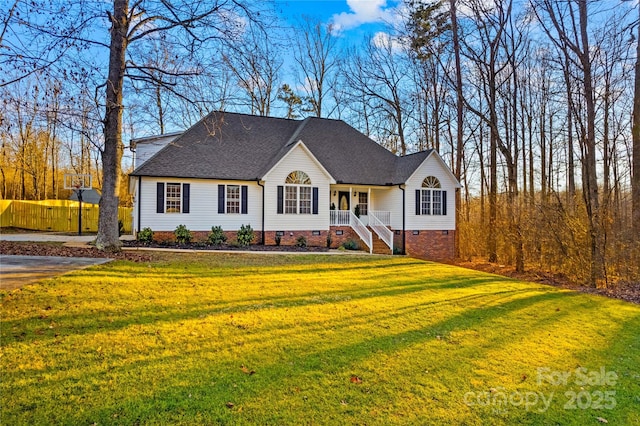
[131,111,433,186]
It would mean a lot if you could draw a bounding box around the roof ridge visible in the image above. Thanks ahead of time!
[285,117,312,147]
[401,149,434,158]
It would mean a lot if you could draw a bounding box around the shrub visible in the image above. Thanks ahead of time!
[341,239,360,251]
[275,235,281,246]
[137,227,154,245]
[354,205,361,218]
[296,235,307,248]
[118,220,124,237]
[208,226,227,245]
[237,224,254,247]
[174,224,192,244]
[326,232,333,248]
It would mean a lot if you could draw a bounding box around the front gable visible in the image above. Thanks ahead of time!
[261,140,335,184]
[262,141,333,231]
[404,151,461,190]
[405,151,459,231]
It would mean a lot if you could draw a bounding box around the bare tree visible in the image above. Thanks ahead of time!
[292,17,338,118]
[223,22,282,116]
[533,0,604,286]
[633,5,640,236]
[343,36,413,155]
[98,1,268,250]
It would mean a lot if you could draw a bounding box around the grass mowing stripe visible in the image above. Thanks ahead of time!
[1,254,638,425]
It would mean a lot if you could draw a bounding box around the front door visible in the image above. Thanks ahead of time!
[338,191,350,211]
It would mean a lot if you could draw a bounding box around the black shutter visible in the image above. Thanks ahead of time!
[241,185,248,214]
[277,185,284,214]
[312,187,319,214]
[415,189,421,215]
[442,190,447,215]
[218,184,225,214]
[156,182,165,213]
[182,183,190,213]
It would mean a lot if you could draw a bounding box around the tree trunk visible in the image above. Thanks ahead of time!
[578,0,604,286]
[451,0,464,259]
[564,54,576,210]
[96,0,128,251]
[633,4,640,237]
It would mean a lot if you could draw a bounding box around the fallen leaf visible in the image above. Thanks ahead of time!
[350,375,362,384]
[596,417,608,424]
[225,402,234,409]
[341,400,348,406]
[241,365,256,375]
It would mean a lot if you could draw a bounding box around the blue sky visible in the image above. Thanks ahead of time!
[274,0,403,42]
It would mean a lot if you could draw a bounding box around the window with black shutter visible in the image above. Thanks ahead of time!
[417,177,446,216]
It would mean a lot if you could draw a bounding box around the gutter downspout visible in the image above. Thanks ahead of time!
[137,176,142,236]
[399,184,405,255]
[257,179,265,245]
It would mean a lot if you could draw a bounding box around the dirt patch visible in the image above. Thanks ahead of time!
[453,259,640,305]
[0,241,152,262]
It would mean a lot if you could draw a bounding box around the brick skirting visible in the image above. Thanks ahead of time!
[145,228,455,261]
[402,230,455,261]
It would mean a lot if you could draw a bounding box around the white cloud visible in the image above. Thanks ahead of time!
[330,0,397,32]
[372,31,406,53]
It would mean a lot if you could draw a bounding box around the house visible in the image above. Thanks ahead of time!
[129,111,461,260]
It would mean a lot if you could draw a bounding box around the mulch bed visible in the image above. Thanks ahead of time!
[121,240,329,252]
[0,241,153,263]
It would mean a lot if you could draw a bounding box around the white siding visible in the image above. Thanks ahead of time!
[138,177,263,231]
[263,144,331,231]
[372,187,404,229]
[134,135,179,169]
[405,154,456,230]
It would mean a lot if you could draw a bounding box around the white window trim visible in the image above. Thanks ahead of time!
[420,189,444,216]
[166,182,182,214]
[226,184,240,214]
[284,184,312,215]
[358,192,368,216]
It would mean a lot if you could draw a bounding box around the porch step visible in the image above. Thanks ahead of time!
[368,227,393,255]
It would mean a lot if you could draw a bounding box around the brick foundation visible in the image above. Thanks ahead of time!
[265,230,328,247]
[402,230,455,261]
[145,227,455,261]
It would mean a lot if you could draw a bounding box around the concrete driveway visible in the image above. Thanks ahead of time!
[0,232,97,243]
[0,255,112,290]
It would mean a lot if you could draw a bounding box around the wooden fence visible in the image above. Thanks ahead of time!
[0,200,132,233]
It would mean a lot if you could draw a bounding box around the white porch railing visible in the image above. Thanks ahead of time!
[330,210,351,226]
[369,212,393,254]
[369,210,391,226]
[349,211,372,254]
[330,210,372,253]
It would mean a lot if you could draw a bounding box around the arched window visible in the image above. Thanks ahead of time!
[286,171,311,185]
[422,176,441,189]
[285,171,312,214]
[417,176,446,216]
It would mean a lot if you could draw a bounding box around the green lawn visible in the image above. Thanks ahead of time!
[1,253,639,425]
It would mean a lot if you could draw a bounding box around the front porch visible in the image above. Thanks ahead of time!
[330,209,393,254]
